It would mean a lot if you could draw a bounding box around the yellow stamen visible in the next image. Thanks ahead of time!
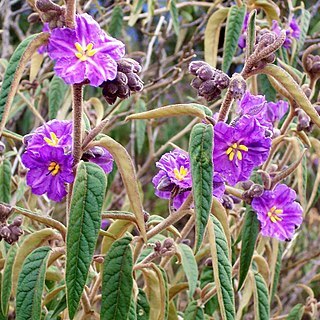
[44,132,59,146]
[48,162,60,176]
[225,142,248,161]
[267,206,283,223]
[174,166,188,181]
[74,42,97,61]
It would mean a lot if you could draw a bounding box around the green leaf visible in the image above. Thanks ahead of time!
[189,123,213,252]
[286,303,304,320]
[200,266,219,315]
[208,215,235,320]
[66,162,106,319]
[48,75,68,120]
[222,5,246,73]
[1,244,17,315]
[108,5,124,38]
[292,9,310,67]
[16,246,51,320]
[128,0,144,27]
[101,236,133,320]
[159,267,169,319]
[49,293,67,319]
[0,33,49,136]
[127,297,137,320]
[270,241,283,302]
[245,10,256,59]
[0,275,6,320]
[137,289,150,320]
[135,99,147,154]
[252,272,270,320]
[238,208,260,290]
[258,74,276,102]
[178,243,198,300]
[184,301,204,320]
[169,0,180,35]
[0,158,11,203]
[204,8,229,68]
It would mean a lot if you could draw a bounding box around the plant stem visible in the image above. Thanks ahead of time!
[65,0,76,28]
[72,84,83,167]
[218,88,233,122]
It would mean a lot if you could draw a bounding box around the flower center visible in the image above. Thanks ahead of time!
[48,162,60,176]
[174,166,188,181]
[44,132,59,146]
[74,42,97,61]
[267,206,283,223]
[226,143,248,161]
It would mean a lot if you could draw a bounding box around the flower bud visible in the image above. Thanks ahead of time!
[0,203,13,223]
[189,61,207,75]
[163,238,174,249]
[221,195,234,210]
[241,180,254,190]
[28,12,40,24]
[190,77,202,89]
[297,109,311,131]
[115,72,128,85]
[12,217,23,227]
[143,211,150,223]
[157,175,174,192]
[0,141,5,154]
[197,65,214,81]
[127,73,143,91]
[205,258,212,266]
[229,73,246,100]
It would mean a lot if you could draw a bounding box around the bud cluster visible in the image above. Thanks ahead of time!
[228,73,247,100]
[35,0,65,28]
[242,182,264,204]
[101,58,144,104]
[154,238,175,256]
[0,217,23,245]
[189,61,230,101]
[304,54,320,78]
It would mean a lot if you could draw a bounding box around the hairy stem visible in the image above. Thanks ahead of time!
[65,0,76,28]
[218,88,233,122]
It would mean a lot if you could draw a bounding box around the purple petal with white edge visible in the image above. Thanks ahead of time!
[54,57,86,85]
[75,13,104,45]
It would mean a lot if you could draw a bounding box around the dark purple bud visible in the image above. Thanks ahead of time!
[117,59,135,73]
[205,258,212,266]
[241,180,254,190]
[0,141,5,154]
[0,226,10,239]
[189,61,208,75]
[213,70,230,90]
[190,77,203,89]
[117,85,130,99]
[229,73,246,100]
[12,217,23,227]
[297,109,311,131]
[198,80,216,96]
[102,82,118,95]
[154,241,162,252]
[163,238,174,249]
[197,65,214,81]
[115,72,128,85]
[0,203,13,223]
[247,184,264,198]
[103,93,117,105]
[221,195,234,210]
[127,73,144,92]
[143,211,150,223]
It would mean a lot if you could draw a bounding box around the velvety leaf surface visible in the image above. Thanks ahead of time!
[189,123,213,252]
[66,162,106,319]
[16,246,51,320]
[48,75,68,120]
[101,236,133,320]
[0,158,11,203]
[184,301,204,320]
[135,99,147,154]
[286,303,304,320]
[253,272,270,320]
[137,288,150,320]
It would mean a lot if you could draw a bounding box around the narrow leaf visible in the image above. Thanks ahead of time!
[48,75,68,120]
[126,103,212,122]
[0,33,49,136]
[66,162,106,319]
[184,300,204,320]
[178,243,198,299]
[92,136,147,241]
[128,0,144,27]
[245,10,256,59]
[253,0,280,23]
[204,8,229,67]
[258,74,276,102]
[1,244,17,315]
[286,303,304,320]
[127,297,137,320]
[190,123,213,252]
[135,99,147,154]
[101,236,133,320]
[108,5,124,38]
[16,246,51,320]
[222,5,246,73]
[270,240,283,302]
[252,272,270,320]
[0,158,11,203]
[137,288,150,320]
[238,208,260,290]
[208,215,235,320]
[169,0,180,35]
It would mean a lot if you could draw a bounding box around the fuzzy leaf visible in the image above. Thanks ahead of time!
[16,246,51,320]
[190,123,213,252]
[286,303,304,320]
[253,0,279,23]
[127,297,137,320]
[169,0,180,35]
[246,10,256,59]
[252,272,270,320]
[66,162,106,319]
[0,33,49,136]
[108,5,124,38]
[184,301,204,320]
[48,75,68,120]
[135,99,147,154]
[258,74,276,102]
[238,208,260,290]
[0,158,11,203]
[1,244,17,315]
[178,243,198,299]
[137,289,150,320]
[101,236,133,320]
[128,0,144,27]
[222,5,246,73]
[208,215,235,320]
[204,8,229,67]
[126,103,212,122]
[12,228,56,294]
[270,240,283,302]
[92,136,147,241]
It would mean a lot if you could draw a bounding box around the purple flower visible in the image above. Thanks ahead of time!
[238,13,250,49]
[38,23,50,54]
[152,149,225,209]
[238,92,288,131]
[213,116,271,186]
[48,13,125,86]
[251,184,303,241]
[271,18,300,49]
[22,146,74,202]
[25,120,73,151]
[85,146,114,174]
